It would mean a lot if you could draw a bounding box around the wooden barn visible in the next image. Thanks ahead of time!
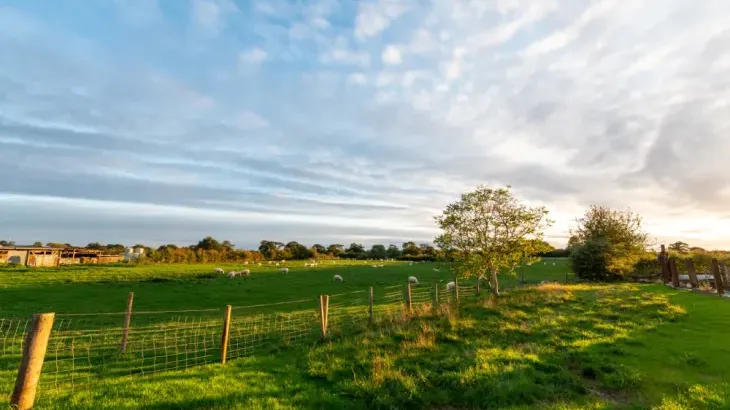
[0,247,124,267]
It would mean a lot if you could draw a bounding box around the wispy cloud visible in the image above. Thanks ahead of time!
[2,1,730,248]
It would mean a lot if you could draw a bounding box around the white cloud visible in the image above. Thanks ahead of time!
[347,73,367,85]
[354,0,410,39]
[238,48,268,64]
[381,45,402,65]
[190,0,237,35]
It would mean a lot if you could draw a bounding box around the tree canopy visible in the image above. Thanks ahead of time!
[569,206,649,280]
[435,185,553,295]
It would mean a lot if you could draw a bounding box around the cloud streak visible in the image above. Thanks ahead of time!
[1,1,730,249]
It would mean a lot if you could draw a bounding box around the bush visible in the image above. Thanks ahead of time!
[570,239,647,281]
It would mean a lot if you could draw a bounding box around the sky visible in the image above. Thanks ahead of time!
[1,0,730,250]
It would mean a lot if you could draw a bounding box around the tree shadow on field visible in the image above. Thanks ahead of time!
[304,283,707,409]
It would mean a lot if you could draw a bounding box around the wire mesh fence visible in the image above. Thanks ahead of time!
[3,279,486,407]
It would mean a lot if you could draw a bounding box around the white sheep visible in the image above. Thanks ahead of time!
[280,267,289,274]
[214,268,224,274]
[433,268,440,272]
[227,271,239,278]
[275,262,280,267]
[333,274,343,282]
[446,281,455,291]
[240,269,250,276]
[408,276,419,285]
[244,261,249,265]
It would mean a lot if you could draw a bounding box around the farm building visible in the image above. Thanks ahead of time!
[0,247,124,267]
[0,246,63,267]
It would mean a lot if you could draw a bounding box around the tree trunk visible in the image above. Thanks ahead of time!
[490,269,499,296]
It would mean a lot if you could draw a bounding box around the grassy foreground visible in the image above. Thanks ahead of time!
[20,282,730,409]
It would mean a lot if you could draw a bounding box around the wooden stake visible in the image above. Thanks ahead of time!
[712,259,724,296]
[11,313,55,410]
[318,295,329,339]
[433,281,438,306]
[220,305,232,364]
[454,277,459,301]
[475,276,480,296]
[120,292,134,353]
[670,258,680,288]
[368,286,374,324]
[406,283,412,312]
[659,245,670,283]
[685,259,698,289]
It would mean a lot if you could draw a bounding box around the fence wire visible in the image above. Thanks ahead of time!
[3,279,482,406]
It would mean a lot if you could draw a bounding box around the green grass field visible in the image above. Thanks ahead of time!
[2,260,729,409]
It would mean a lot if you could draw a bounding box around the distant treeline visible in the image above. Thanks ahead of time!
[1,237,562,264]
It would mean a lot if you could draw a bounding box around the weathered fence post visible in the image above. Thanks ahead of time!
[120,292,134,353]
[433,281,439,306]
[406,283,412,313]
[318,295,329,339]
[454,277,459,301]
[475,277,480,296]
[711,259,724,295]
[11,313,55,410]
[220,305,232,364]
[659,245,670,283]
[670,258,680,288]
[368,286,374,324]
[685,259,699,289]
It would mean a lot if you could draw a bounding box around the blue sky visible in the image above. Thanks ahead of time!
[2,0,730,249]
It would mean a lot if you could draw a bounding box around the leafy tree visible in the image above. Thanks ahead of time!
[346,243,365,254]
[435,185,553,295]
[196,236,223,251]
[258,240,283,259]
[32,241,43,247]
[221,240,235,251]
[402,241,421,256]
[285,241,312,259]
[312,244,326,255]
[327,244,344,257]
[419,244,437,257]
[86,242,104,250]
[668,241,690,254]
[105,244,126,254]
[386,244,402,259]
[0,240,15,246]
[569,206,648,280]
[46,242,66,248]
[369,244,387,259]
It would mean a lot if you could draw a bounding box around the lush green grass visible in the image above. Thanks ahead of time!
[5,260,728,409]
[0,259,573,316]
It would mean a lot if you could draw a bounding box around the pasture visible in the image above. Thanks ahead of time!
[2,259,728,409]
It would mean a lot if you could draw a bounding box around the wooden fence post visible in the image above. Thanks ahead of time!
[220,305,232,364]
[711,259,724,295]
[433,281,438,306]
[670,258,680,288]
[685,259,699,289]
[406,283,412,312]
[368,286,374,324]
[659,245,670,283]
[120,292,134,353]
[318,295,329,339]
[454,277,459,301]
[475,277,480,296]
[11,313,55,410]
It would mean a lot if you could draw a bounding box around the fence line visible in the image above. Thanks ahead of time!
[3,280,478,408]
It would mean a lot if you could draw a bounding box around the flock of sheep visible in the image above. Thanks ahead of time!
[212,261,446,287]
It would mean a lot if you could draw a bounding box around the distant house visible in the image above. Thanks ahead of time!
[0,246,124,267]
[123,247,146,262]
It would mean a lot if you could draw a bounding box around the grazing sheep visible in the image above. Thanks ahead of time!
[433,268,440,272]
[446,281,456,291]
[280,267,289,274]
[333,274,343,282]
[241,269,250,276]
[408,276,419,285]
[227,271,239,278]
[275,262,280,267]
[214,268,224,274]
[244,261,249,265]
